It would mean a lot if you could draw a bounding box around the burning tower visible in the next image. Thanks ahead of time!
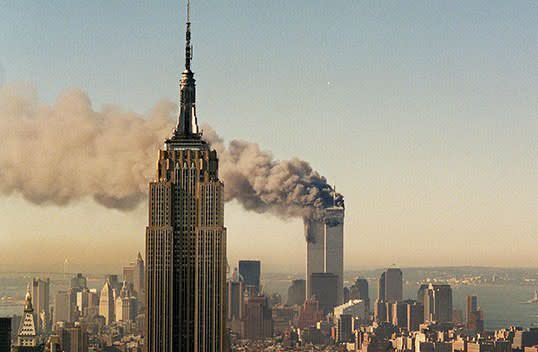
[306,203,345,306]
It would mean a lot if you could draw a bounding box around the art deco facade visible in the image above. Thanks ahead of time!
[145,3,226,351]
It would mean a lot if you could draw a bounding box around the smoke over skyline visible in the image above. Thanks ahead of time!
[0,85,342,224]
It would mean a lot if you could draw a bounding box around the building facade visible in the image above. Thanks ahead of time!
[385,268,403,303]
[424,284,453,323]
[305,206,345,305]
[98,280,115,325]
[238,260,261,294]
[31,278,50,333]
[145,3,226,351]
[0,317,11,352]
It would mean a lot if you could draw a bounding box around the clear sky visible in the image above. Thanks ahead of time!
[0,1,536,273]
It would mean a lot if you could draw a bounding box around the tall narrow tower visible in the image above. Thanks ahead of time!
[145,1,226,351]
[305,205,345,305]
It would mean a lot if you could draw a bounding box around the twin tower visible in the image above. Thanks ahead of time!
[306,205,345,307]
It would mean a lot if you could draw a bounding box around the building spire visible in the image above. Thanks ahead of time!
[185,0,192,71]
[172,0,200,139]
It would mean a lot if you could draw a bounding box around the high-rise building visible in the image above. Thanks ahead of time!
[466,295,483,333]
[384,268,403,303]
[115,281,137,322]
[54,290,77,324]
[99,280,115,325]
[133,252,145,300]
[31,278,50,332]
[309,272,338,315]
[227,270,244,321]
[104,275,121,298]
[336,313,353,343]
[423,284,452,323]
[417,284,428,305]
[122,266,134,289]
[287,279,306,306]
[374,299,387,323]
[467,310,484,333]
[406,301,424,331]
[0,317,11,352]
[238,260,261,294]
[145,3,226,351]
[305,206,345,305]
[70,274,87,291]
[296,297,325,329]
[58,325,88,352]
[324,207,344,305]
[350,278,369,301]
[15,286,39,349]
[123,253,145,300]
[391,301,408,328]
[241,295,273,340]
[334,300,367,321]
[466,295,478,322]
[378,272,386,302]
[350,277,369,312]
[76,289,98,318]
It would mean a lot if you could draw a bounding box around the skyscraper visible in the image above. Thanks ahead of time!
[378,272,386,301]
[241,295,273,340]
[115,281,137,322]
[287,279,306,306]
[76,289,98,318]
[0,317,11,352]
[309,272,338,315]
[423,284,453,323]
[15,286,39,349]
[417,284,428,305]
[466,295,478,322]
[305,205,345,305]
[238,260,261,294]
[133,252,145,300]
[123,253,145,300]
[145,2,226,351]
[466,295,484,333]
[58,326,88,352]
[31,278,50,332]
[350,277,369,312]
[70,274,87,291]
[407,301,424,331]
[227,279,244,322]
[99,280,115,325]
[54,290,77,324]
[384,268,403,303]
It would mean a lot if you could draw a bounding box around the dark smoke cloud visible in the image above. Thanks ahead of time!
[0,85,343,222]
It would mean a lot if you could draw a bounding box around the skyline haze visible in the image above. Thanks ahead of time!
[0,0,537,273]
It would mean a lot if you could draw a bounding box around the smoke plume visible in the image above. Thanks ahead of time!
[0,85,343,221]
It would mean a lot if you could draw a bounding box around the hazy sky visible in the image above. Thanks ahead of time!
[0,1,536,274]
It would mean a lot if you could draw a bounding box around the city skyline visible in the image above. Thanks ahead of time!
[1,1,537,272]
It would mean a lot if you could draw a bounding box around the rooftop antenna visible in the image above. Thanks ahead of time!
[184,0,192,71]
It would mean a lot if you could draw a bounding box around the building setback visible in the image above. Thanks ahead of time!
[145,2,226,351]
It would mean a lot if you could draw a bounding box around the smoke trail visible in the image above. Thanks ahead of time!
[0,85,343,221]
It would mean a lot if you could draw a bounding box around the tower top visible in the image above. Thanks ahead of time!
[169,0,203,145]
[24,284,33,312]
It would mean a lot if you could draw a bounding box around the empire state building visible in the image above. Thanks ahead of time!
[145,2,226,351]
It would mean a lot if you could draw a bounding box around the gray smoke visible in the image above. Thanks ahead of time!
[0,85,343,221]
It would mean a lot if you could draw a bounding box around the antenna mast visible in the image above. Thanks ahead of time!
[185,0,192,70]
